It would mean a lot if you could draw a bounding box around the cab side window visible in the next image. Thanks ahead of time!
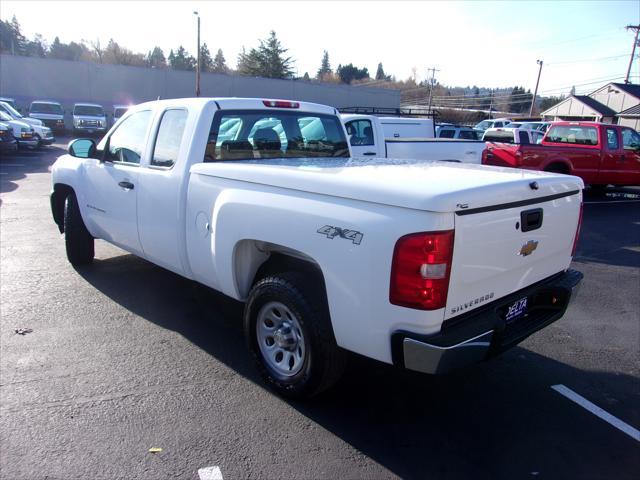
[622,128,640,150]
[606,128,619,150]
[345,119,374,146]
[106,110,152,164]
[151,109,188,168]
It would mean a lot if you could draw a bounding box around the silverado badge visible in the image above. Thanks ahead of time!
[519,240,539,257]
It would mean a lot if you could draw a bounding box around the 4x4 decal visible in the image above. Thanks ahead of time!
[317,225,363,245]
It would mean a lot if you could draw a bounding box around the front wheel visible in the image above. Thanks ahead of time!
[63,193,94,266]
[244,272,346,399]
[34,134,42,149]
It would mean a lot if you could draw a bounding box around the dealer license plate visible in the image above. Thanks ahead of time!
[505,297,528,323]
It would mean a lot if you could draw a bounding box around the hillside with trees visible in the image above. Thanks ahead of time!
[0,15,564,117]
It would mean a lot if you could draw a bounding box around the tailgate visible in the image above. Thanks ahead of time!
[445,189,582,320]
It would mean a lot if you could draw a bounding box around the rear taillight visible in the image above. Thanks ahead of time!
[390,230,455,310]
[262,100,300,108]
[571,202,584,257]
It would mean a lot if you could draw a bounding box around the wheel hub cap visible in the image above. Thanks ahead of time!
[256,301,306,377]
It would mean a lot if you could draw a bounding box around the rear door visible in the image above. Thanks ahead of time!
[137,107,191,274]
[83,109,153,255]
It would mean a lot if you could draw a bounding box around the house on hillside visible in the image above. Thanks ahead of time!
[541,82,640,130]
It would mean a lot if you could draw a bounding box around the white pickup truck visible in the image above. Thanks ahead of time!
[51,98,584,398]
[342,114,485,163]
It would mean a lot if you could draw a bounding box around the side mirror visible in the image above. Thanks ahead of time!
[68,138,96,158]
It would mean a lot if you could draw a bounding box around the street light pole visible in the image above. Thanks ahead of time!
[529,59,543,116]
[194,11,201,97]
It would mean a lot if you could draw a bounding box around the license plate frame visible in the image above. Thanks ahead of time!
[504,296,528,324]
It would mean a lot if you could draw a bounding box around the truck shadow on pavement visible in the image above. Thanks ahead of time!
[0,145,63,196]
[576,190,640,269]
[75,254,640,480]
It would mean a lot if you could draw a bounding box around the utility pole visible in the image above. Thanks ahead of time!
[625,25,639,84]
[194,11,201,97]
[529,59,543,116]
[426,67,440,115]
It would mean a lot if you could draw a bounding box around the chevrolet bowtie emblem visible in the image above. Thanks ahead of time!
[519,240,539,257]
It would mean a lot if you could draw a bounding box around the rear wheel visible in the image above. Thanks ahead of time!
[63,193,94,266]
[544,163,569,174]
[244,272,346,399]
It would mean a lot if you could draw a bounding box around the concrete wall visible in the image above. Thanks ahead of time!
[1,54,399,115]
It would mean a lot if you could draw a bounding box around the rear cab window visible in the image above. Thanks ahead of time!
[205,110,349,162]
[438,128,455,138]
[345,119,374,146]
[545,125,599,146]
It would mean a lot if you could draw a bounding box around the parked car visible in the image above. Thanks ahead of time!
[0,121,18,153]
[482,121,640,187]
[50,97,583,398]
[342,114,485,163]
[112,104,129,125]
[0,101,55,147]
[72,103,107,136]
[0,97,19,111]
[482,127,545,144]
[29,100,65,132]
[436,125,482,140]
[0,111,38,149]
[474,118,513,131]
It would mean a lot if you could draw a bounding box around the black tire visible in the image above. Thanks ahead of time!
[244,272,346,399]
[63,193,94,265]
[34,134,42,149]
[544,163,569,174]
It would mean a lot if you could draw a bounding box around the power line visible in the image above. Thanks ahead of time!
[546,53,629,66]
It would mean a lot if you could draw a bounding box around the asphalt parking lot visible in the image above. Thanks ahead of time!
[1,139,639,480]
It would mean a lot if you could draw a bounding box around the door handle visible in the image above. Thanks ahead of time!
[118,181,134,190]
[363,152,376,156]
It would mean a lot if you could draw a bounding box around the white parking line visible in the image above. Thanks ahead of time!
[551,384,640,442]
[198,466,223,480]
[585,200,640,204]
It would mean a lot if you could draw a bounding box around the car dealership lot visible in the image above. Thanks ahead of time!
[1,140,638,479]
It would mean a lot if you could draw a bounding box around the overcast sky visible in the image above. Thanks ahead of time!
[3,0,639,96]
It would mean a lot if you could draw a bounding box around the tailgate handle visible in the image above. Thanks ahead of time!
[521,208,543,232]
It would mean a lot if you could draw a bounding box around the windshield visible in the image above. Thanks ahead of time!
[114,107,128,118]
[475,120,492,129]
[31,103,63,114]
[1,102,22,118]
[74,105,104,116]
[204,110,349,162]
[0,111,12,122]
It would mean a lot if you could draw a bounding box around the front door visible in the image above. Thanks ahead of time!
[621,128,640,186]
[84,110,153,255]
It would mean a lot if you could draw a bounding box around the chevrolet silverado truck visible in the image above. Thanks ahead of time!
[483,121,640,187]
[50,98,584,398]
[342,114,485,163]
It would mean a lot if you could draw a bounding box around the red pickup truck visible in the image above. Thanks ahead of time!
[482,122,640,187]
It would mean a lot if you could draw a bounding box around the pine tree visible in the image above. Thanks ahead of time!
[212,48,228,73]
[237,46,262,76]
[257,30,294,79]
[317,50,331,79]
[169,45,196,70]
[147,46,166,68]
[375,63,386,81]
[8,16,25,55]
[199,43,214,72]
